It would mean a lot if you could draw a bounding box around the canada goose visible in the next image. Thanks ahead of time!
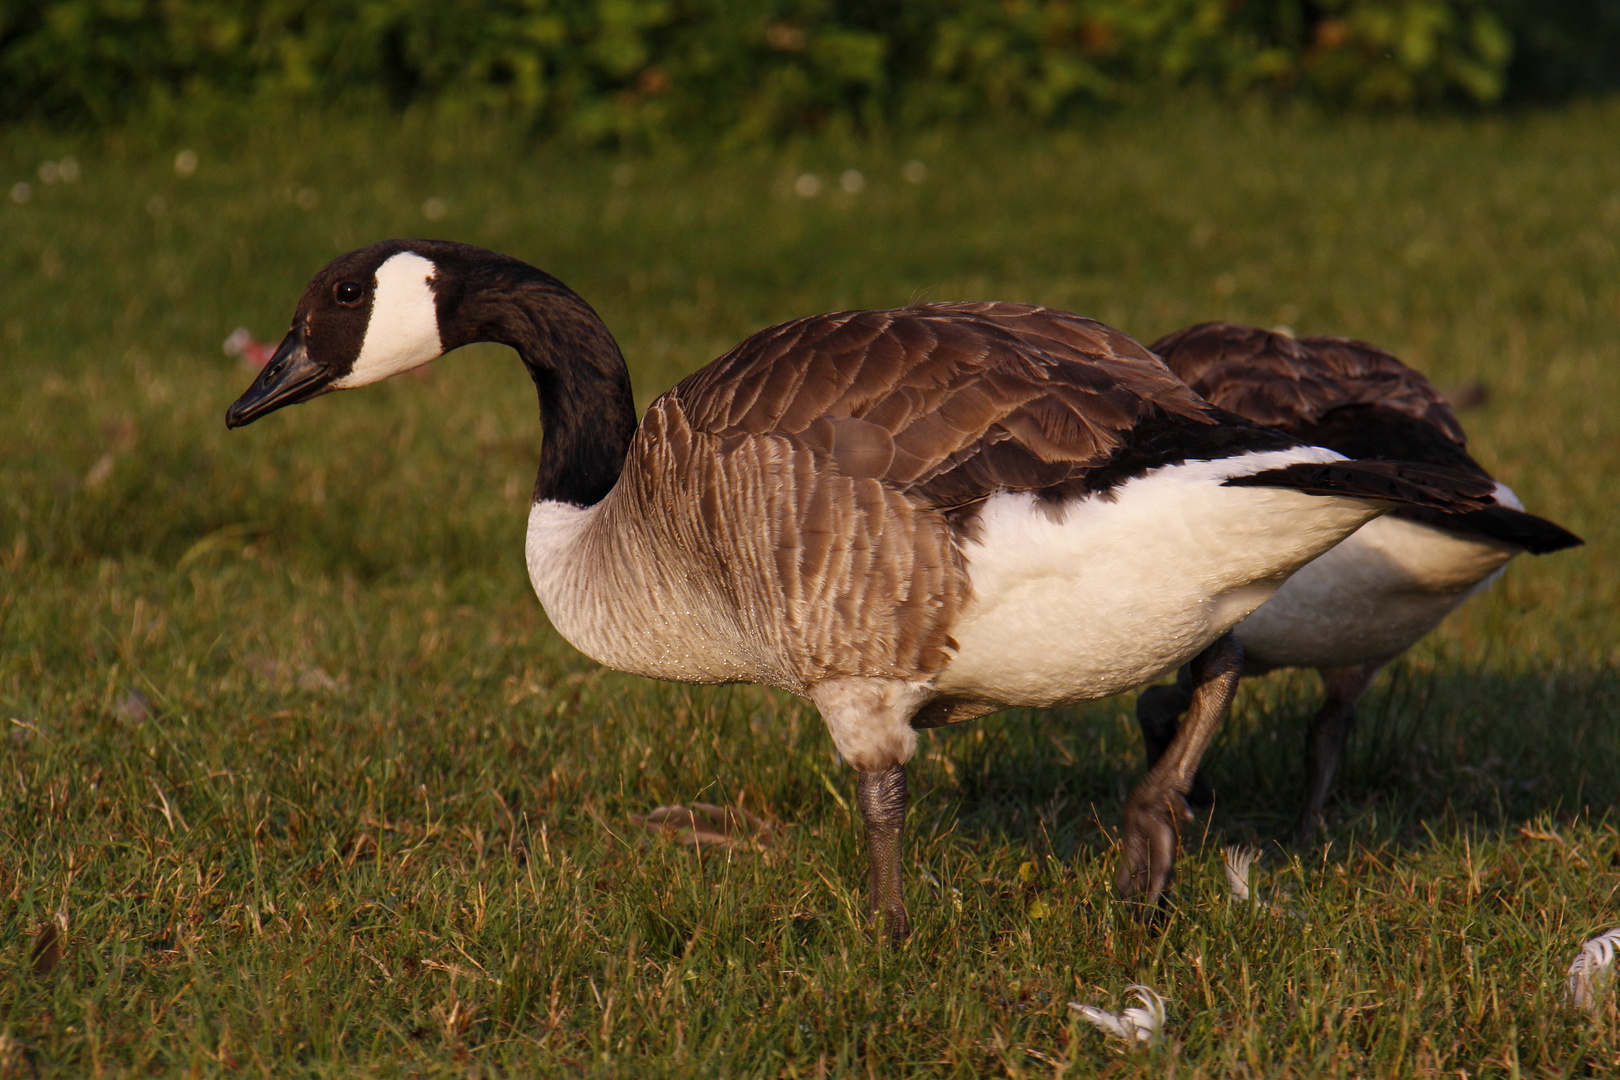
[1137,322,1582,842]
[226,241,1492,939]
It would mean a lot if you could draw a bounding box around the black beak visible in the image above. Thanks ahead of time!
[225,326,334,428]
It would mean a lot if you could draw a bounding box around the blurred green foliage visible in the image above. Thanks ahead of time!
[0,0,1616,138]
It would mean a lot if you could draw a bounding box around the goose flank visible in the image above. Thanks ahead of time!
[1137,322,1582,843]
[226,241,1494,939]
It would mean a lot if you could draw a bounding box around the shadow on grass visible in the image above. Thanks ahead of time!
[919,661,1620,862]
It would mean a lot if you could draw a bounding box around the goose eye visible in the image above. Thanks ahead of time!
[334,281,364,306]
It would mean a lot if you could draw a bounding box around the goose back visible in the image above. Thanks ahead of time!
[1150,322,1468,447]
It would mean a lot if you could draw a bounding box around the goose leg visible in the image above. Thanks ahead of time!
[1134,665,1215,807]
[1292,662,1381,845]
[810,677,926,945]
[857,764,910,943]
[1117,632,1243,908]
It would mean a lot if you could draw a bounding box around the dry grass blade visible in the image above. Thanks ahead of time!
[630,802,776,851]
[1518,822,1565,844]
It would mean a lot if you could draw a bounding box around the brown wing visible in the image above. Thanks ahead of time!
[671,302,1217,511]
[1149,322,1467,446]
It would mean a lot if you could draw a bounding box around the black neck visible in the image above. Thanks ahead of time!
[440,255,638,507]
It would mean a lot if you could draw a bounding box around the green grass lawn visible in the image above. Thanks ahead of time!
[2,98,1619,1077]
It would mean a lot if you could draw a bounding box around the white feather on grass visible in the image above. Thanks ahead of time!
[1069,984,1166,1047]
[1223,846,1260,902]
[1567,927,1620,1012]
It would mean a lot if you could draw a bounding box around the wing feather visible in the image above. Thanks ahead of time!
[673,303,1223,512]
[1150,322,1466,445]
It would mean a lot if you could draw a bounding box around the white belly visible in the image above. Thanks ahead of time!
[934,449,1383,707]
[1235,512,1519,670]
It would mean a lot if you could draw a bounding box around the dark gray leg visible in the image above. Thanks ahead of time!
[856,764,910,943]
[1134,666,1214,807]
[1292,662,1381,845]
[1117,633,1243,908]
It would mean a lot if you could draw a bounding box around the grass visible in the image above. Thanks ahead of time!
[2,97,1619,1076]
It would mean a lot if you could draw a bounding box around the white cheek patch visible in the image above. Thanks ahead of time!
[333,251,443,388]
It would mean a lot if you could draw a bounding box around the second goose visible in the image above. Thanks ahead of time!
[1138,322,1581,842]
[226,240,1492,939]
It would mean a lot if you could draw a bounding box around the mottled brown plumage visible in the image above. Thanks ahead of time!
[578,405,963,690]
[678,303,1216,509]
[1150,322,1467,445]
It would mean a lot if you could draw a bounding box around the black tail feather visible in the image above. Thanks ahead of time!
[1394,504,1584,554]
[1223,460,1495,514]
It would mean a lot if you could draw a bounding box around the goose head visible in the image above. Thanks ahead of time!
[227,239,509,428]
[227,239,638,506]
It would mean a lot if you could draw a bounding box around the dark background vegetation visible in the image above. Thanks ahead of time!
[4,0,1620,139]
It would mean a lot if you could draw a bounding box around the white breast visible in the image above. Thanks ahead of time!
[524,498,766,686]
[1235,500,1521,670]
[934,448,1384,707]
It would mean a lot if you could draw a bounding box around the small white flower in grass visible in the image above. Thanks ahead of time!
[1224,845,1260,902]
[901,159,927,184]
[10,181,32,204]
[1567,927,1620,1012]
[840,169,865,193]
[1069,984,1165,1047]
[794,173,821,198]
[174,149,198,178]
[58,156,79,183]
[38,160,59,184]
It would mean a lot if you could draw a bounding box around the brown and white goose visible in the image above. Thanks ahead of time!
[226,241,1491,939]
[1138,322,1582,842]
